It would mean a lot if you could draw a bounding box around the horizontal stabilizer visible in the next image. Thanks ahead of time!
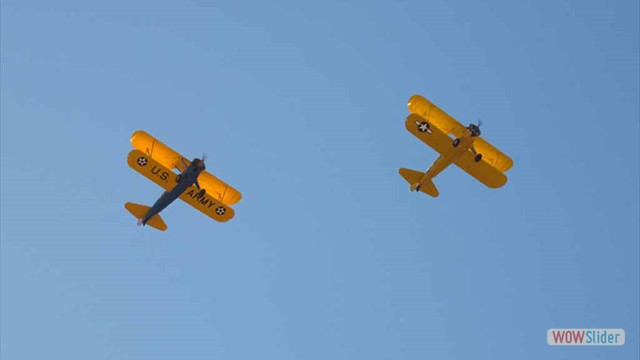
[399,168,423,185]
[398,168,439,197]
[417,180,439,197]
[124,202,168,231]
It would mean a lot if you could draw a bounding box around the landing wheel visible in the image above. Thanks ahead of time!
[175,175,182,183]
[415,185,422,192]
[196,189,206,198]
[453,138,460,147]
[474,154,483,162]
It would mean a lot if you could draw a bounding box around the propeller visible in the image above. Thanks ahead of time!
[193,153,207,171]
[468,119,482,137]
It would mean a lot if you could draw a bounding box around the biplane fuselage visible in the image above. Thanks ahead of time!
[399,95,513,197]
[125,130,242,231]
[417,129,476,186]
[140,159,205,226]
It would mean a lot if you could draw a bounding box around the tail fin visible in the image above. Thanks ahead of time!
[398,168,439,197]
[124,202,168,231]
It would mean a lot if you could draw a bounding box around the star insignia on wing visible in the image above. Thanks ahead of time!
[417,121,432,134]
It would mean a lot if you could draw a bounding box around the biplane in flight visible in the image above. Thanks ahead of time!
[399,95,513,197]
[125,130,241,231]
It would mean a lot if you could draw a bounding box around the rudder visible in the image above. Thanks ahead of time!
[398,168,439,197]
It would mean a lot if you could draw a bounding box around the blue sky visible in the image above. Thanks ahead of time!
[1,0,638,359]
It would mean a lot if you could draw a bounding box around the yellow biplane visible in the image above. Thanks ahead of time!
[399,95,513,197]
[125,130,241,231]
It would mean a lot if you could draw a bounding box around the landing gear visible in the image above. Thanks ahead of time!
[196,189,206,199]
[175,175,182,183]
[453,138,460,147]
[474,154,483,162]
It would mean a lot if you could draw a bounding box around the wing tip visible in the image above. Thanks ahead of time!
[130,129,148,144]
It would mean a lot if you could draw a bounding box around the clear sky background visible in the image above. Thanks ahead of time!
[1,0,638,359]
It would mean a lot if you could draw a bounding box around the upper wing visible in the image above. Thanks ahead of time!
[407,95,467,138]
[131,130,189,172]
[127,150,235,222]
[131,130,242,205]
[405,113,455,155]
[197,172,242,205]
[454,150,508,188]
[407,96,514,172]
[472,138,513,172]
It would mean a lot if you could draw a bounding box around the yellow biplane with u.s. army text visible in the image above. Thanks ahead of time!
[125,130,242,231]
[399,95,513,197]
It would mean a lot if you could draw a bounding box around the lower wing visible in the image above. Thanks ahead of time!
[454,150,508,189]
[179,187,235,222]
[405,113,455,156]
